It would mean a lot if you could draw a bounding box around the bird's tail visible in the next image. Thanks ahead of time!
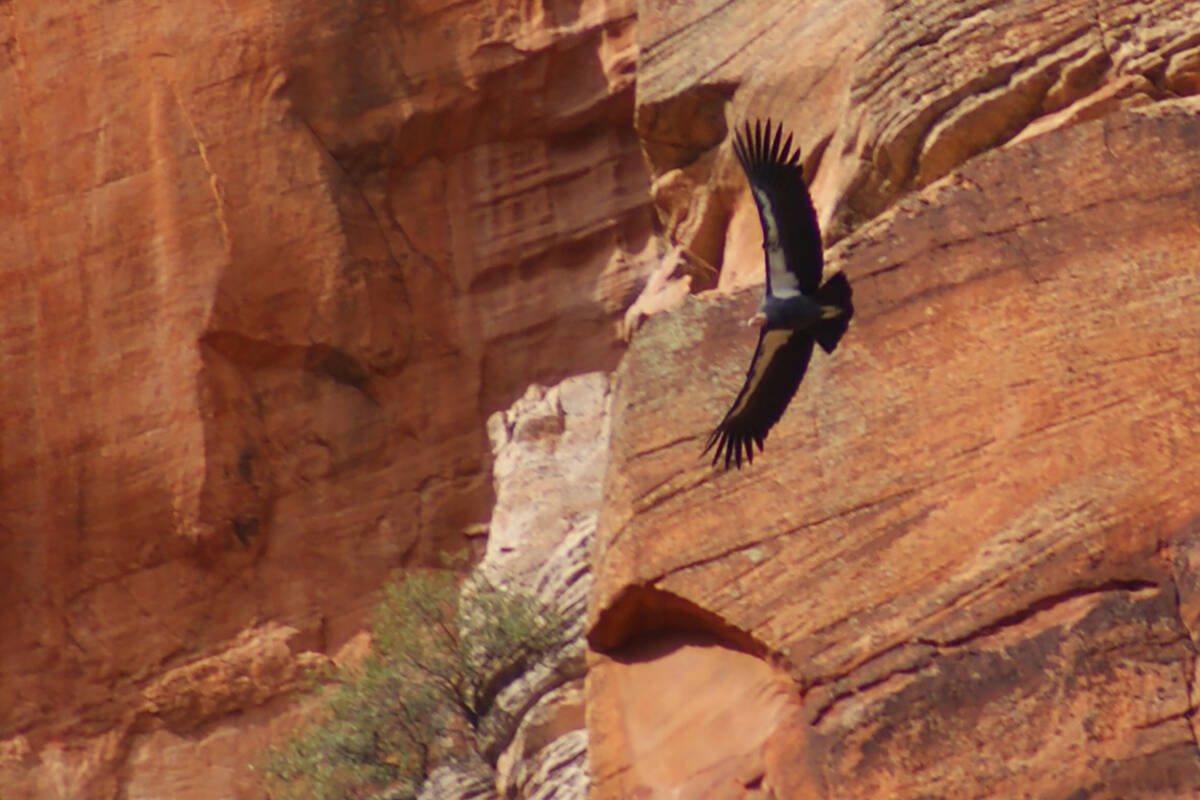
[813,271,853,354]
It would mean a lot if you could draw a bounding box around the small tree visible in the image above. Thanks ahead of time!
[261,569,562,800]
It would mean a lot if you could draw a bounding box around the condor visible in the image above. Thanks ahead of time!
[704,119,854,470]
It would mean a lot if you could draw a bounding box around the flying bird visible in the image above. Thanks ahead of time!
[703,118,853,469]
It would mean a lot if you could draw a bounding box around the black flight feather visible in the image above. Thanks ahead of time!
[704,328,815,469]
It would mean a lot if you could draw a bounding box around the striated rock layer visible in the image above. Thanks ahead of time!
[6,0,1200,795]
[479,372,611,800]
[590,99,1200,798]
[0,1,648,797]
[590,1,1200,794]
[632,0,1200,301]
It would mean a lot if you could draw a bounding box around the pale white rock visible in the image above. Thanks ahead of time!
[415,764,493,800]
[430,372,609,800]
[483,371,611,588]
[495,682,587,800]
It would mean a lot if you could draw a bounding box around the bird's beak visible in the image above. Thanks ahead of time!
[744,311,767,328]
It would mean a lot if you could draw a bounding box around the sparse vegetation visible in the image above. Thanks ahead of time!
[260,569,562,800]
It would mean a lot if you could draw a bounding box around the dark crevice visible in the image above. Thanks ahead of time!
[1166,573,1200,757]
[630,471,711,516]
[809,649,935,727]
[802,634,936,691]
[200,331,376,400]
[304,343,372,392]
[916,578,1160,650]
[588,584,767,658]
[630,433,701,461]
[642,482,930,587]
[292,113,421,378]
[804,579,1170,729]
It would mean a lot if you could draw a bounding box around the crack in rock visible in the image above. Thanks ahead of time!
[806,578,1164,727]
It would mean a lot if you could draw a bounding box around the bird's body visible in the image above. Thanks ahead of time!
[759,291,834,329]
[703,119,854,469]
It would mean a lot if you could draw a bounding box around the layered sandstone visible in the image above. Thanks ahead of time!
[0,1,647,797]
[631,0,1200,302]
[6,0,1200,797]
[591,3,1200,797]
[591,97,1200,799]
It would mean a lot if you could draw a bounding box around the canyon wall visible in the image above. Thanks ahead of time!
[589,0,1200,797]
[2,0,1199,798]
[592,100,1200,798]
[0,1,646,797]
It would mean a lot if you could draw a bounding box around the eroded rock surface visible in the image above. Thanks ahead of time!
[589,634,800,799]
[589,99,1200,798]
[630,0,1200,310]
[7,0,1200,796]
[0,1,645,797]
[464,372,610,800]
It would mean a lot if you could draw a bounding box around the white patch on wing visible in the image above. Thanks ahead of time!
[751,186,800,298]
[767,266,801,297]
[725,329,792,420]
[751,186,779,246]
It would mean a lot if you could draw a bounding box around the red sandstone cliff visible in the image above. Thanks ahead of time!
[591,1,1200,797]
[1,1,645,797]
[2,0,1199,798]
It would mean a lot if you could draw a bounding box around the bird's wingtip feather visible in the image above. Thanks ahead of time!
[733,117,803,171]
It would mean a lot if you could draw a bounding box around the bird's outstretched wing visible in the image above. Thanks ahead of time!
[731,118,823,296]
[703,328,815,469]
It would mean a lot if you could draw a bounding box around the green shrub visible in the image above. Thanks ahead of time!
[260,569,561,800]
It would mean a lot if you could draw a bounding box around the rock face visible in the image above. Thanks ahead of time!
[6,0,1200,798]
[591,87,1200,800]
[0,1,646,798]
[588,2,1200,796]
[633,0,1200,298]
[478,372,610,800]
